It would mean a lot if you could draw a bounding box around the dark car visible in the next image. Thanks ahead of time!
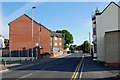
[40,52,51,56]
[42,52,51,56]
[50,53,53,55]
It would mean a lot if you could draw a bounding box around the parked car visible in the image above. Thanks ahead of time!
[41,52,51,56]
[50,53,53,55]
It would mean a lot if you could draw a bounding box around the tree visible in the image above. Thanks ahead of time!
[51,31,55,33]
[56,30,73,50]
[69,45,77,51]
[80,40,90,53]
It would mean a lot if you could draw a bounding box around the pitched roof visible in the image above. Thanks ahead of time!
[0,34,4,38]
[51,33,63,38]
[95,2,120,15]
[8,14,51,32]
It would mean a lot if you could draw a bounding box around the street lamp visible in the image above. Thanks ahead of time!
[32,6,36,61]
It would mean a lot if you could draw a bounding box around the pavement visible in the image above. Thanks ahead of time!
[1,53,120,80]
[81,53,119,80]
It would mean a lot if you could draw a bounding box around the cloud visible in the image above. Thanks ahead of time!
[7,2,42,22]
[1,15,9,39]
[1,2,42,39]
[0,1,2,35]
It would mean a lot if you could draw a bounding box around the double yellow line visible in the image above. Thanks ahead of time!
[71,55,84,80]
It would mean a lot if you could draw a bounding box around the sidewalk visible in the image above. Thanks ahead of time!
[81,54,119,79]
[0,53,71,73]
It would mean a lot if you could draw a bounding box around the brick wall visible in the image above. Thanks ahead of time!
[51,36,64,57]
[40,25,51,54]
[9,15,51,56]
[52,36,64,48]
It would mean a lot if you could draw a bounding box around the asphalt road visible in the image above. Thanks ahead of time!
[2,53,83,80]
[2,53,119,80]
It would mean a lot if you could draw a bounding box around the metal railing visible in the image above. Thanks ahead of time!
[2,49,38,57]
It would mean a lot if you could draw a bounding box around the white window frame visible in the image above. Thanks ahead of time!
[55,42,58,46]
[59,43,61,46]
[50,42,52,46]
[59,38,61,40]
[50,37,52,40]
[55,37,57,40]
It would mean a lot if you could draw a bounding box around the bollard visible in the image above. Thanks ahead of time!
[20,59,22,62]
[3,60,6,66]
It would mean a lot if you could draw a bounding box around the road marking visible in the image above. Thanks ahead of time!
[0,65,4,67]
[79,61,84,80]
[16,73,32,80]
[74,61,82,79]
[0,69,9,73]
[71,60,81,79]
[71,55,84,80]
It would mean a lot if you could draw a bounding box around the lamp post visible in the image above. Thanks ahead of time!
[32,7,36,61]
[89,32,91,55]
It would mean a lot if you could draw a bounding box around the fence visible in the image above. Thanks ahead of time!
[1,49,38,61]
[2,49,38,57]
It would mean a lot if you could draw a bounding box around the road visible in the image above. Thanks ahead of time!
[2,53,118,80]
[2,53,83,80]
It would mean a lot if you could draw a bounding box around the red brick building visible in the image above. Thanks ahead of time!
[50,33,64,57]
[9,14,51,58]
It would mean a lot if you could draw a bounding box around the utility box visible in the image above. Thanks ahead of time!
[104,30,120,67]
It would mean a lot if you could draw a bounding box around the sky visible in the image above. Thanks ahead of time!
[1,1,119,45]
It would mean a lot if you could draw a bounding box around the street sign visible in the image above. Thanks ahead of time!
[35,43,39,47]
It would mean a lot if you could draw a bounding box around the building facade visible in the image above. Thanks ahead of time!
[92,10,101,59]
[92,2,120,66]
[104,30,120,66]
[0,35,5,48]
[51,33,64,57]
[9,14,51,58]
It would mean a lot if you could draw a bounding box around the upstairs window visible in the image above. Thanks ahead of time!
[93,27,96,35]
[55,37,57,40]
[55,43,58,46]
[59,38,61,40]
[59,43,61,46]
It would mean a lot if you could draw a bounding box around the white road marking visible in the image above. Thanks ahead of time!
[79,60,84,80]
[0,69,9,73]
[16,73,32,80]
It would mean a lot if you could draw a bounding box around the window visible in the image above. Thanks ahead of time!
[59,38,61,40]
[59,43,61,46]
[55,43,58,46]
[93,27,96,35]
[50,42,52,46]
[55,37,57,40]
[50,37,52,40]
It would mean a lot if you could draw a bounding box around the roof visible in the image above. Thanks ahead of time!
[105,30,120,33]
[95,2,120,16]
[0,34,4,38]
[51,33,63,38]
[8,14,51,32]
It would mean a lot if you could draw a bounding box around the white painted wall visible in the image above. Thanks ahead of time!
[2,57,37,61]
[119,5,120,30]
[0,36,4,48]
[96,3,119,62]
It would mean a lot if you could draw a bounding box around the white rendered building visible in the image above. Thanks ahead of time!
[92,2,120,63]
[0,35,5,48]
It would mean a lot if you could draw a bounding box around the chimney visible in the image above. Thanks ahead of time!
[95,7,99,13]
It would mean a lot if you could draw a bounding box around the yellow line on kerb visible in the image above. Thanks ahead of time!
[71,55,84,80]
